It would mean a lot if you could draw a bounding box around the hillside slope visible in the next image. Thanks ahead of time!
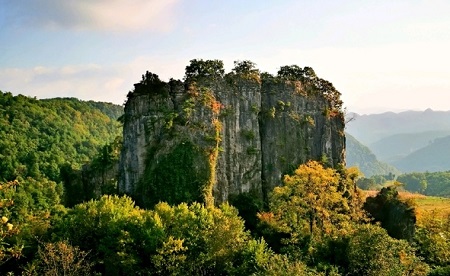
[0,91,123,182]
[345,133,400,177]
[346,109,450,145]
[393,135,450,172]
[370,130,450,163]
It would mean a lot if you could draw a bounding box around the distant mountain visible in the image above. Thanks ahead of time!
[345,133,400,177]
[393,135,450,172]
[346,109,450,145]
[370,130,450,163]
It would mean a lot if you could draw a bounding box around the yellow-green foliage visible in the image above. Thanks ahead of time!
[0,91,122,182]
[265,161,355,241]
[414,212,450,266]
[54,195,251,275]
[0,180,22,265]
[347,224,428,276]
[23,240,93,275]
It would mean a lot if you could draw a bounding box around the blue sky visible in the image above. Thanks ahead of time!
[1,0,450,114]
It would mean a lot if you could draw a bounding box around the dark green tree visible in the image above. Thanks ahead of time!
[184,59,225,82]
[277,65,305,80]
[231,60,260,80]
[364,186,416,241]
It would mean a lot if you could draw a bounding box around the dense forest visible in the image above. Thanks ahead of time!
[0,92,122,182]
[1,62,450,275]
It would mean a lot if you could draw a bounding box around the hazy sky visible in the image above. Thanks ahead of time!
[1,0,449,114]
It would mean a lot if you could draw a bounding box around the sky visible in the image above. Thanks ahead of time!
[1,0,450,114]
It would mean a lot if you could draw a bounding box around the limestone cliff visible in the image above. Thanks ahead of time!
[119,61,345,207]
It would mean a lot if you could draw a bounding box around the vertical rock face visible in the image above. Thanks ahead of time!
[214,78,263,203]
[119,64,345,207]
[260,80,345,199]
[119,85,174,195]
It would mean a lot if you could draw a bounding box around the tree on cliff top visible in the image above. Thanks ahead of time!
[277,65,342,110]
[184,59,225,82]
[131,71,167,96]
[230,60,260,81]
[277,65,317,81]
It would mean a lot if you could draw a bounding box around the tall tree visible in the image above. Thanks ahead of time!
[259,161,364,259]
[364,186,416,241]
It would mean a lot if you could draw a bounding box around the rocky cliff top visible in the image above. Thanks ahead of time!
[119,60,345,207]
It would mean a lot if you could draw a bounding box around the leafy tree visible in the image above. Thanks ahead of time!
[303,67,317,80]
[0,180,22,265]
[130,71,167,96]
[396,171,450,196]
[397,173,428,193]
[2,177,65,224]
[59,136,122,207]
[346,224,428,276]
[229,191,264,232]
[428,266,450,276]
[54,196,252,275]
[23,240,93,276]
[356,177,378,190]
[276,66,343,110]
[277,65,305,80]
[364,186,416,241]
[140,141,207,207]
[229,238,325,276]
[152,202,249,274]
[0,91,122,183]
[184,59,225,82]
[53,195,154,275]
[267,161,354,242]
[0,178,66,273]
[414,212,450,267]
[230,60,260,81]
[258,161,365,266]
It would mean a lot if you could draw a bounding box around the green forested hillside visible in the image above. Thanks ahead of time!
[345,133,400,177]
[0,91,123,182]
[397,171,450,197]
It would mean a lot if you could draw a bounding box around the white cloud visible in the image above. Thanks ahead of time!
[252,41,450,113]
[0,57,188,105]
[0,64,128,104]
[7,0,181,32]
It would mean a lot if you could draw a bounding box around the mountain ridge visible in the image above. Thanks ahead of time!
[346,109,450,173]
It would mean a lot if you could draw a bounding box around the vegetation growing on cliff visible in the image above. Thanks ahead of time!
[140,141,208,207]
[277,65,343,111]
[136,67,225,207]
[124,60,345,210]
